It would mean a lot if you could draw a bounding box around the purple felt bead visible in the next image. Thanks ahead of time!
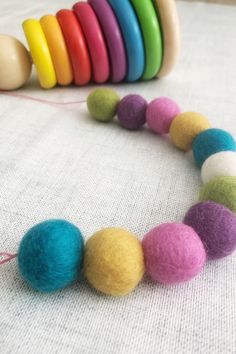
[146,97,181,134]
[184,201,236,260]
[117,94,147,130]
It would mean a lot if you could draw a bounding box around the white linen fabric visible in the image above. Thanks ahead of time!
[1,1,236,353]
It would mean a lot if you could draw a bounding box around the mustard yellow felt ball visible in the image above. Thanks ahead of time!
[84,228,144,296]
[170,112,211,151]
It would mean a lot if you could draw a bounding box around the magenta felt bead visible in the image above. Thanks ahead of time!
[117,94,147,130]
[146,97,181,134]
[142,223,206,285]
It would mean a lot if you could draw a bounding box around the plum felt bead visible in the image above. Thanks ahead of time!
[199,176,236,213]
[117,94,147,130]
[84,227,144,296]
[170,112,211,151]
[201,151,236,184]
[192,128,236,168]
[87,88,120,122]
[142,223,206,285]
[184,201,236,260]
[18,220,84,292]
[146,97,181,134]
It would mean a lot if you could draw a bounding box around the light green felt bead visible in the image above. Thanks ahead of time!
[87,88,120,122]
[199,176,236,213]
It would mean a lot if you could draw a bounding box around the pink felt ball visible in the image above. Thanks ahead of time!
[142,223,206,285]
[146,97,181,134]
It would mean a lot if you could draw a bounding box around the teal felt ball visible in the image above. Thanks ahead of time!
[18,220,84,292]
[192,128,236,168]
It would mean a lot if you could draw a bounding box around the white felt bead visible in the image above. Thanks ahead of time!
[201,151,236,184]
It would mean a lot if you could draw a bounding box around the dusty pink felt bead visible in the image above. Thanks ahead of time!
[146,97,181,134]
[142,223,206,285]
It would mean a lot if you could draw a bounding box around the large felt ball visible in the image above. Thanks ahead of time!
[142,223,206,285]
[84,228,144,296]
[184,201,236,260]
[117,94,147,130]
[192,128,236,168]
[146,97,181,135]
[201,151,236,184]
[87,88,120,122]
[199,176,236,213]
[18,220,84,292]
[170,112,210,151]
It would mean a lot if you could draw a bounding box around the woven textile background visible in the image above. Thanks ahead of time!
[1,1,236,353]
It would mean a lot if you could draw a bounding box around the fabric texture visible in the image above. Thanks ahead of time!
[1,1,236,353]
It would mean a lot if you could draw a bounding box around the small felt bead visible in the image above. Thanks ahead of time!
[87,88,120,122]
[18,220,84,292]
[84,227,144,296]
[170,112,210,151]
[193,128,236,168]
[199,176,236,213]
[201,151,236,184]
[117,94,147,130]
[142,223,206,285]
[184,201,236,260]
[146,97,181,134]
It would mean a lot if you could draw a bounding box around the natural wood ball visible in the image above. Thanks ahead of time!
[0,35,32,90]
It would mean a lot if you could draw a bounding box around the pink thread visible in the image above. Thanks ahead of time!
[0,91,86,265]
[0,90,86,107]
[0,252,17,265]
[0,92,86,262]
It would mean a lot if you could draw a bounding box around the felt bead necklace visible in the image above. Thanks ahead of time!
[1,87,236,297]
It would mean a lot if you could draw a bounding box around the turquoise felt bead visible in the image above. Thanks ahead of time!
[18,219,84,292]
[192,128,236,168]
